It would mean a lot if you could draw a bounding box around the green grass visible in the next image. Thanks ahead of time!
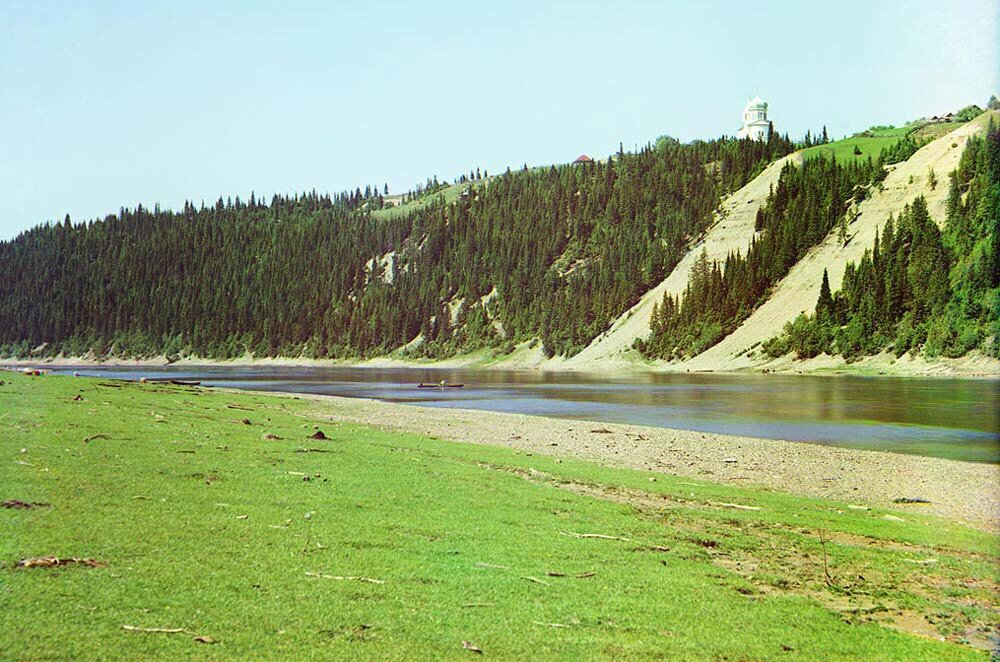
[372,182,479,220]
[799,135,905,164]
[2,372,996,659]
[798,119,969,165]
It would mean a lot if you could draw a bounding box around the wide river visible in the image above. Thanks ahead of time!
[41,365,999,464]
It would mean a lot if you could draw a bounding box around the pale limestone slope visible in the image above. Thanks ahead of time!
[677,111,998,372]
[563,153,801,369]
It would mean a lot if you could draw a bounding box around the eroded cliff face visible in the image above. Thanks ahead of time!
[536,112,999,376]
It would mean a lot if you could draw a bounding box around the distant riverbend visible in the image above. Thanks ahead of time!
[33,365,1000,464]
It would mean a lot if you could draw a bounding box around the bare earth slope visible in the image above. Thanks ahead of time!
[678,111,999,372]
[564,153,802,369]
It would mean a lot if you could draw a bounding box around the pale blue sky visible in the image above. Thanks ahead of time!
[1,0,997,239]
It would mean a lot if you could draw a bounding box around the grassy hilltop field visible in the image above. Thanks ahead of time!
[2,372,997,659]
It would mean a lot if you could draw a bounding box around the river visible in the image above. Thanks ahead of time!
[36,365,1000,463]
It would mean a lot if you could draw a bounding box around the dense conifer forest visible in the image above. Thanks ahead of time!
[0,133,794,359]
[762,119,1000,360]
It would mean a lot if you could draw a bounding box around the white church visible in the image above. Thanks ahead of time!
[737,96,770,141]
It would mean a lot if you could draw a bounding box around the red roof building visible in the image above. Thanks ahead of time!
[573,154,593,164]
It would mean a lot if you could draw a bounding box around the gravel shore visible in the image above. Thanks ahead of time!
[295,393,999,532]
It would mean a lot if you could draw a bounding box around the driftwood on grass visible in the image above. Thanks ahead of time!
[707,501,761,511]
[83,434,110,444]
[521,576,550,586]
[559,531,630,541]
[17,557,105,569]
[305,571,384,584]
[121,625,215,644]
[462,641,483,654]
[546,571,597,578]
[2,500,49,509]
[532,621,571,628]
[633,545,671,553]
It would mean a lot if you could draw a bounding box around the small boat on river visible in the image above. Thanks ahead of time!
[417,381,465,389]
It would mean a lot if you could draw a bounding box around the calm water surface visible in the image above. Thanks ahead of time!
[42,366,1000,464]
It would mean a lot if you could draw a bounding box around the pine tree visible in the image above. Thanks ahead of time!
[816,269,833,319]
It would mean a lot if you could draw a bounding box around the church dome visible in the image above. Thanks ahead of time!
[745,95,767,110]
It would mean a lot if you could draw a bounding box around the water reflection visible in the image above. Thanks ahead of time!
[35,365,1000,463]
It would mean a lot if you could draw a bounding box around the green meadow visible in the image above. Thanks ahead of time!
[1,372,996,659]
[372,181,476,220]
[798,133,903,164]
[797,121,965,165]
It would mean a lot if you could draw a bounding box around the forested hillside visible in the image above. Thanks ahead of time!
[763,119,1000,360]
[636,113,999,365]
[0,134,794,360]
[637,154,882,359]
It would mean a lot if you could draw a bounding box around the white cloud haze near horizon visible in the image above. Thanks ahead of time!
[1,0,997,239]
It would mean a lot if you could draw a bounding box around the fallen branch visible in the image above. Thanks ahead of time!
[461,602,495,608]
[122,625,193,635]
[817,529,854,592]
[17,557,105,569]
[547,571,597,578]
[305,571,384,584]
[2,500,49,509]
[226,404,255,411]
[532,621,570,628]
[521,576,550,586]
[707,501,761,511]
[559,531,630,541]
[83,434,110,444]
[121,625,215,644]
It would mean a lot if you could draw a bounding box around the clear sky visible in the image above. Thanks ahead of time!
[1,0,997,239]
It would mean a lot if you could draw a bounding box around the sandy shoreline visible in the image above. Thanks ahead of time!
[4,349,999,379]
[276,391,1000,533]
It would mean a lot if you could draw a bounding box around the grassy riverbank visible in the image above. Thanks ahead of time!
[1,373,996,659]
